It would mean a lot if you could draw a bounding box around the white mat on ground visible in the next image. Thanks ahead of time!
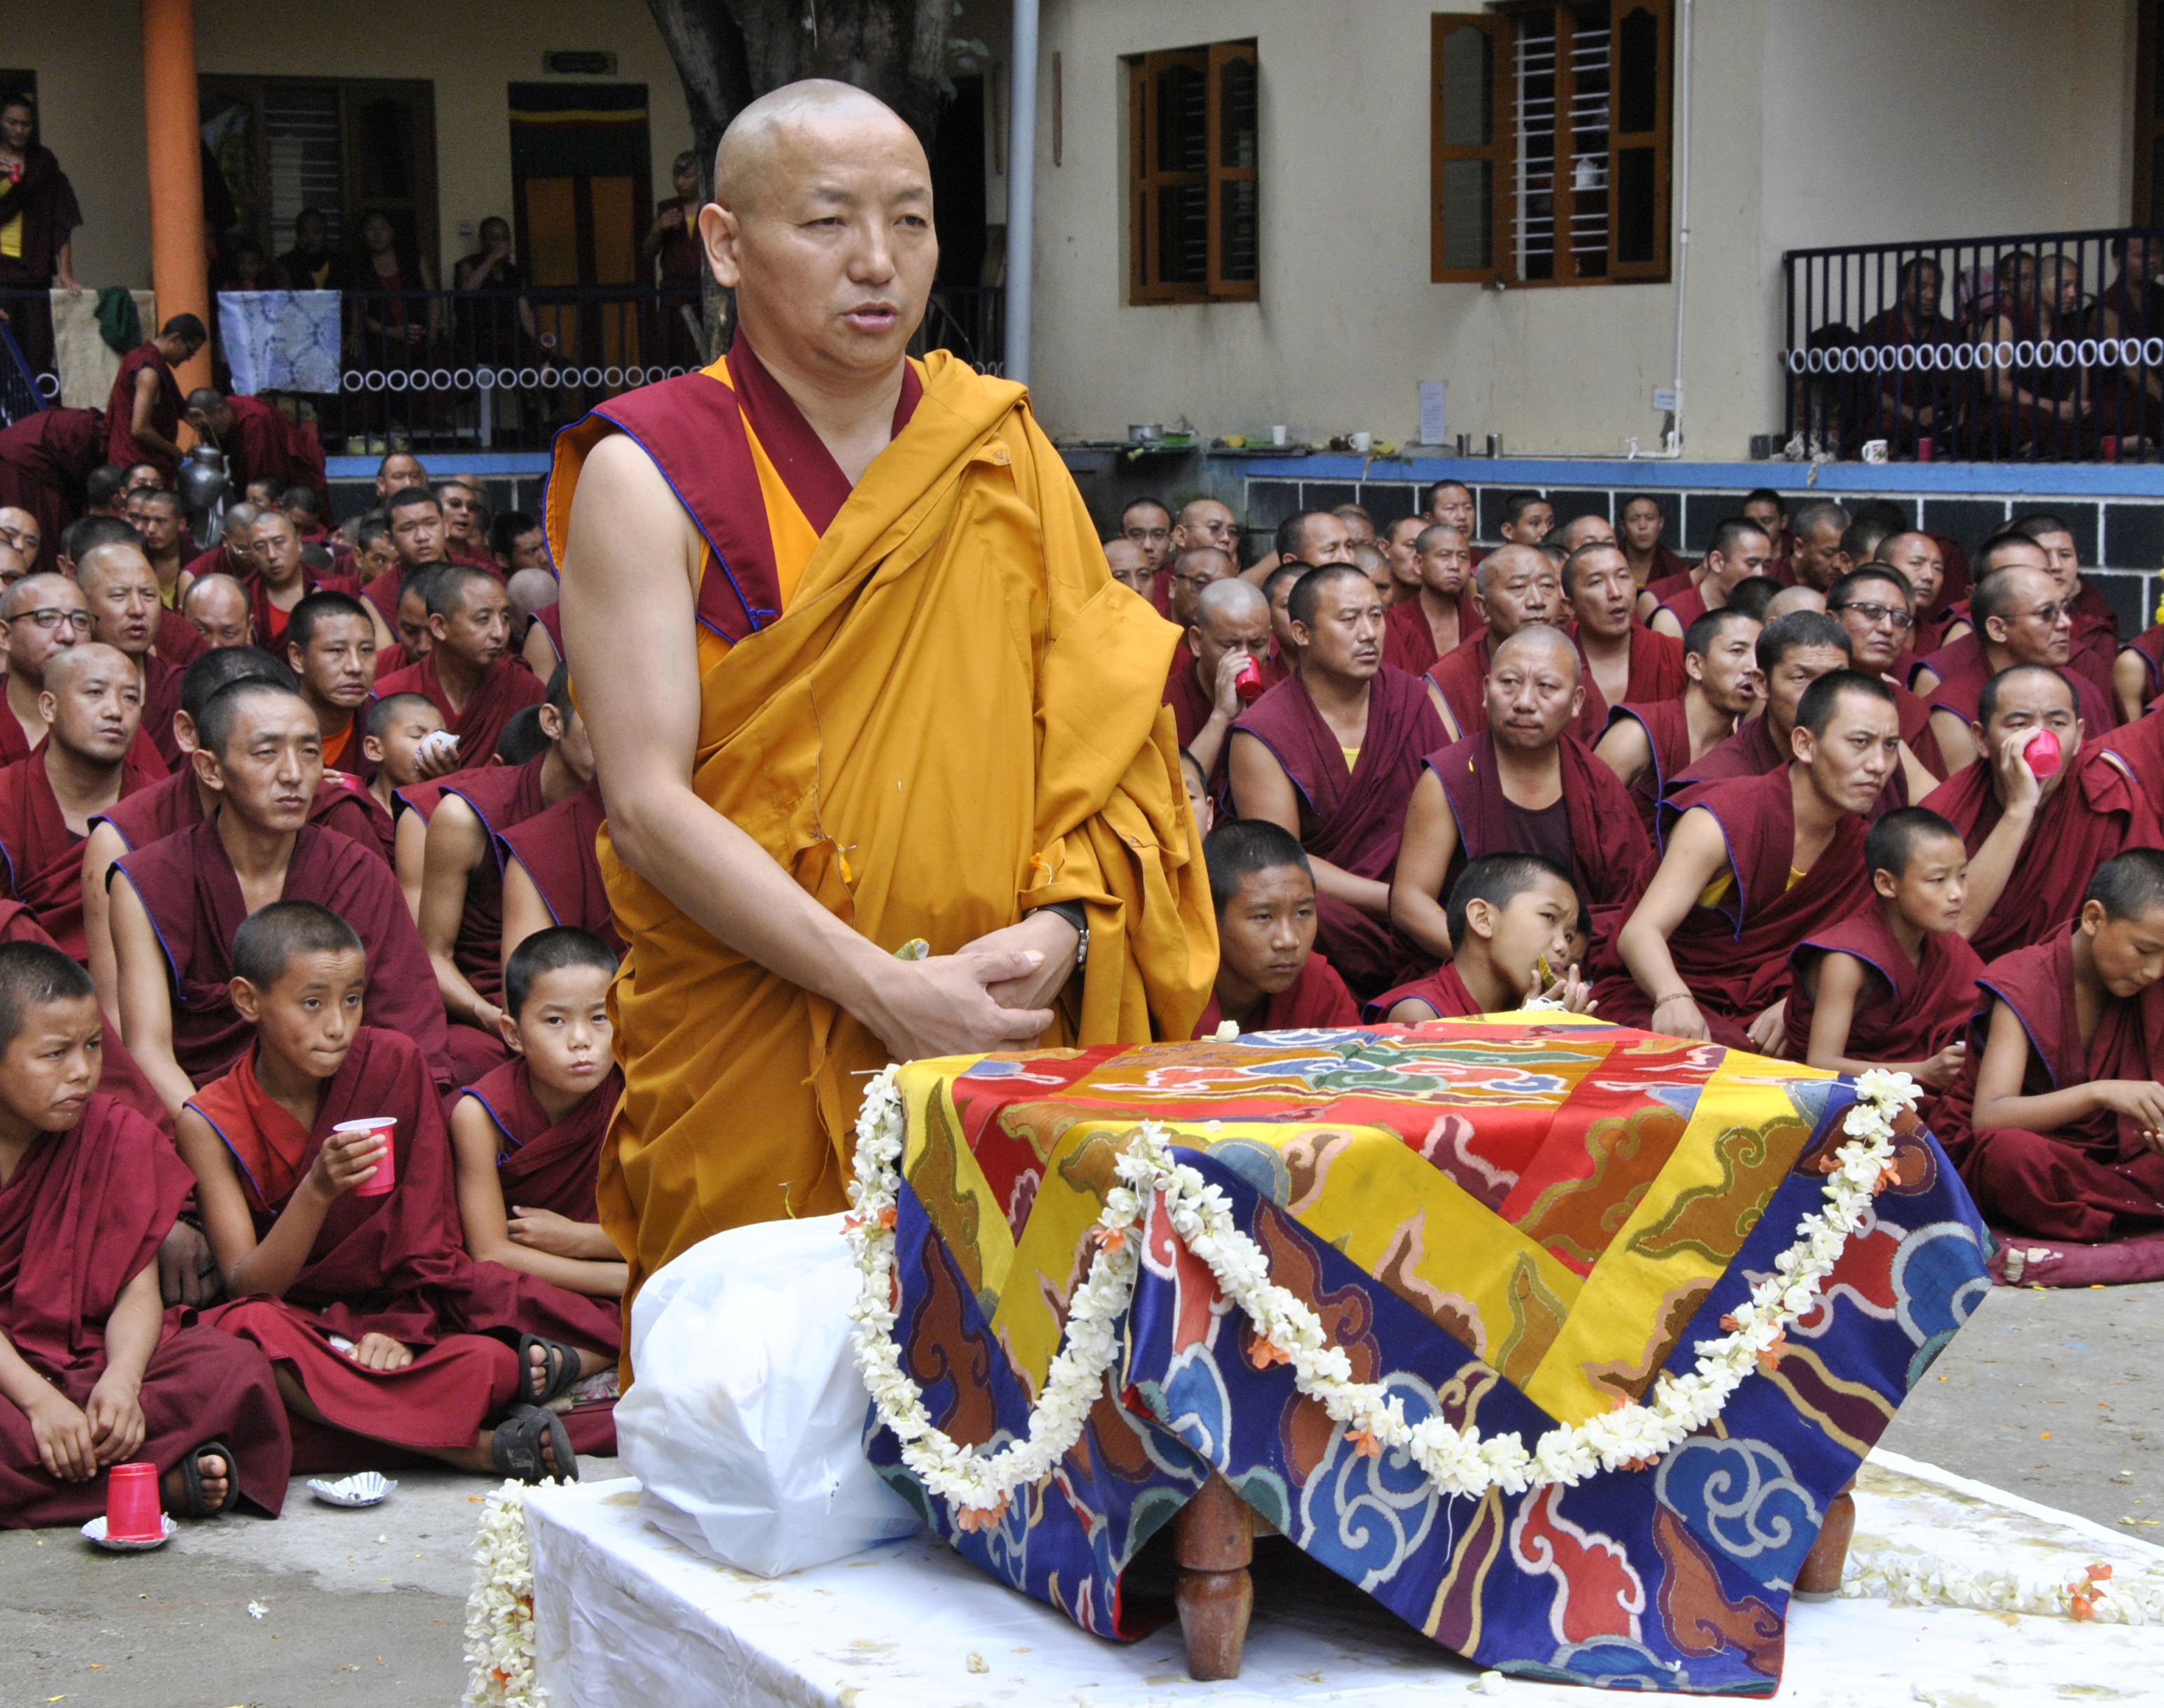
[525,1450,2164,1707]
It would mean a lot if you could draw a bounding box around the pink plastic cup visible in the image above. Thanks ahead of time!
[106,1461,162,1542]
[334,1117,398,1196]
[2025,729,2062,778]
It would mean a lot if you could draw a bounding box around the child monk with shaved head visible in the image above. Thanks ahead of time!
[181,903,619,1481]
[1370,853,1594,1023]
[453,928,627,1300]
[1188,821,1356,1036]
[1935,848,2164,1241]
[0,941,288,1523]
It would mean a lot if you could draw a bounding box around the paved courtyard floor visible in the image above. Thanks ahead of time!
[0,1281,2155,1707]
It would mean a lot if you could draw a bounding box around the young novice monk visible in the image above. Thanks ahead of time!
[1933,848,2164,1241]
[1189,820,1358,1036]
[452,929,627,1300]
[362,691,444,874]
[0,942,288,1524]
[1369,853,1595,1023]
[1784,806,1984,1102]
[180,903,620,1481]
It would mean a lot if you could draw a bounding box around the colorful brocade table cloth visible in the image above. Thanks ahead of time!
[863,1017,1993,1695]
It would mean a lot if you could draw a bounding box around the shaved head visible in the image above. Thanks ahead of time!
[42,640,130,695]
[715,80,917,211]
[1492,622,1580,681]
[1195,577,1267,627]
[2,572,76,621]
[1764,585,1827,620]
[704,78,937,385]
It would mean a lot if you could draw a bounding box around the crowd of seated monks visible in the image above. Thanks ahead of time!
[1132,485,2164,1278]
[8,454,2164,1534]
[0,455,615,1528]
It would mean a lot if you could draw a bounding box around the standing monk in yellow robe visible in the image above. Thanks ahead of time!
[550,80,1214,1337]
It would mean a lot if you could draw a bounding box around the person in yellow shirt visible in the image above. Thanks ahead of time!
[551,81,1213,1339]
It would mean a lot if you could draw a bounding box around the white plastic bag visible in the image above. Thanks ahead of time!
[614,1212,922,1577]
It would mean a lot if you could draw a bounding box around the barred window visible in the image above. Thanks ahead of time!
[1126,41,1259,305]
[1431,3,1672,287]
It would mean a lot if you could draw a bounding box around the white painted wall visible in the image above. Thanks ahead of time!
[1013,0,2137,460]
[8,0,692,292]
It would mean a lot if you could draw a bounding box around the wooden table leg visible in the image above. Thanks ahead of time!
[1793,1478,1857,1602]
[1174,1473,1254,1680]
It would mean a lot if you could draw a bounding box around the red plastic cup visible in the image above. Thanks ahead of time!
[1915,436,1933,463]
[2025,729,2062,778]
[106,1461,162,1542]
[2104,435,2123,464]
[1233,655,1265,703]
[335,1117,398,1197]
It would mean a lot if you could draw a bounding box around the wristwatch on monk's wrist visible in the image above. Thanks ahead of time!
[1030,901,1090,971]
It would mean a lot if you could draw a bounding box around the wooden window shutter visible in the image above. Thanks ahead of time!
[1431,13,1507,284]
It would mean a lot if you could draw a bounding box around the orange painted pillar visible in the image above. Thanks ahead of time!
[142,0,211,394]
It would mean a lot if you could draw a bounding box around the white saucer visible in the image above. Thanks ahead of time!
[80,1514,176,1550]
[308,1471,396,1507]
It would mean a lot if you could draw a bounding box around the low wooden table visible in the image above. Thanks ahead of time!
[1170,1471,1859,1679]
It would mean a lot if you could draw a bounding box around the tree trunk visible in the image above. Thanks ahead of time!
[644,0,953,359]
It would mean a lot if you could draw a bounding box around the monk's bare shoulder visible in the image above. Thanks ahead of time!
[564,431,703,599]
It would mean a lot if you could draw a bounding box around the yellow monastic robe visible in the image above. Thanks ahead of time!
[548,346,1216,1328]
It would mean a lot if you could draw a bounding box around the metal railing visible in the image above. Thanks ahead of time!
[0,282,1006,452]
[1783,225,2164,463]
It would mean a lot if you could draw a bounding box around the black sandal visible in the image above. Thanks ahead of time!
[515,1333,585,1407]
[176,1440,241,1517]
[490,1404,579,1485]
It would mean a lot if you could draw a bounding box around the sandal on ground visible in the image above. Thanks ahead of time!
[515,1333,585,1407]
[176,1439,241,1517]
[491,1404,579,1485]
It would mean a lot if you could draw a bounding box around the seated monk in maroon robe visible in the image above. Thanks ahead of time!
[451,929,629,1307]
[183,390,327,506]
[1784,806,1985,1123]
[2014,514,2121,720]
[361,691,443,862]
[1563,541,1686,717]
[1599,671,1899,1050]
[1425,546,1595,743]
[373,564,544,781]
[1932,851,2164,1241]
[404,665,593,1083]
[104,318,203,481]
[1920,564,2119,771]
[75,539,186,774]
[1595,607,1763,838]
[178,571,254,653]
[1229,565,1445,1000]
[1369,852,1597,1023]
[500,776,622,964]
[1188,822,1357,1036]
[2116,620,2164,725]
[109,680,450,1114]
[1163,578,1271,816]
[1643,518,1776,638]
[1381,525,1481,676]
[1828,564,1948,776]
[283,589,379,777]
[1922,664,2158,965]
[243,510,364,654]
[82,646,392,1022]
[0,571,164,778]
[1672,609,1935,818]
[0,944,289,1525]
[180,905,616,1481]
[0,407,105,574]
[1393,627,1653,967]
[0,645,160,960]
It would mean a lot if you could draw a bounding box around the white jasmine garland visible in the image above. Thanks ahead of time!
[1842,1546,2164,1625]
[463,1477,563,1707]
[846,1064,1921,1521]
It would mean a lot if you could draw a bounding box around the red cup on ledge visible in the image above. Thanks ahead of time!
[106,1461,162,1542]
[1233,654,1265,703]
[1915,436,1933,463]
[334,1117,399,1197]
